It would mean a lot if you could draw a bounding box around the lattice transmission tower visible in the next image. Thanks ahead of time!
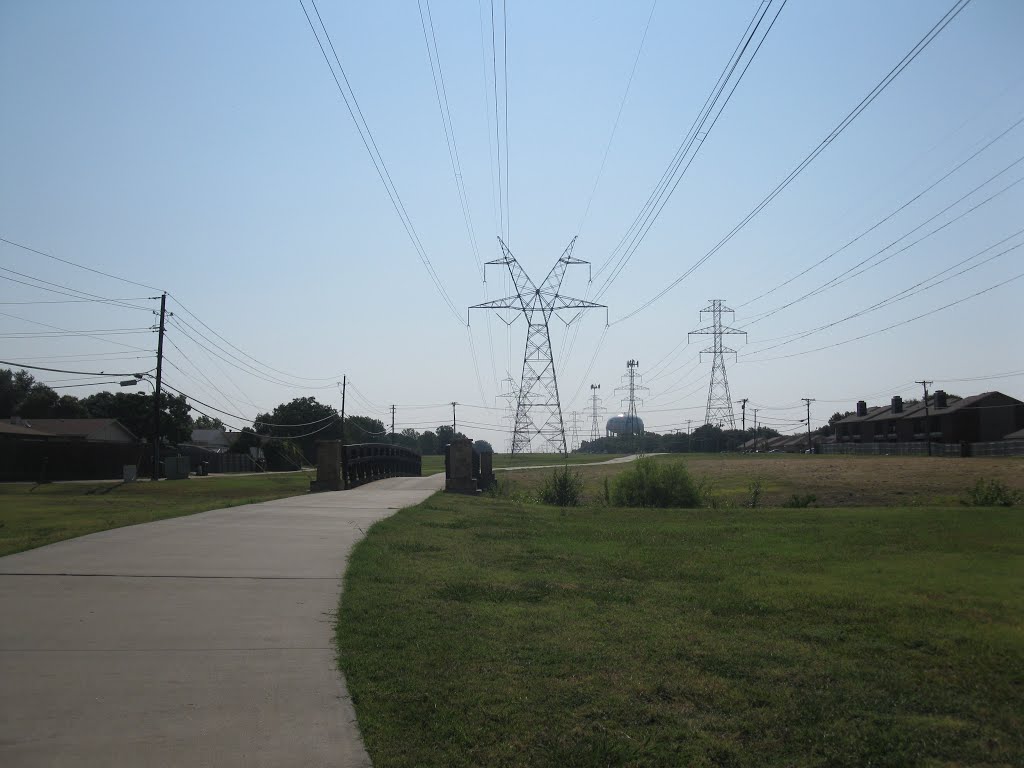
[588,383,604,443]
[688,300,747,428]
[497,374,519,453]
[614,359,648,450]
[568,410,582,453]
[470,237,606,454]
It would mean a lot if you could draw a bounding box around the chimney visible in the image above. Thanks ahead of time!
[891,396,903,414]
[935,390,948,409]
[856,400,867,417]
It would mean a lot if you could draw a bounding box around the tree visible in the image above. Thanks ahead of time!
[230,427,262,455]
[81,391,193,444]
[417,430,439,456]
[435,424,468,447]
[254,397,341,463]
[0,368,41,417]
[827,411,854,436]
[345,415,387,443]
[17,384,60,418]
[194,414,224,430]
[53,395,89,418]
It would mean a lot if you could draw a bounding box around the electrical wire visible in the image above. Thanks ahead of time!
[0,360,151,377]
[593,0,788,299]
[299,0,463,325]
[160,381,340,429]
[741,157,1024,328]
[0,236,163,292]
[615,0,975,323]
[737,111,1024,309]
[741,269,1024,364]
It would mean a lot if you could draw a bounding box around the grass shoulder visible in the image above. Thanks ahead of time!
[0,472,311,557]
[338,490,1023,767]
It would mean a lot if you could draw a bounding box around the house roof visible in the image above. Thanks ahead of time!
[0,421,55,437]
[1004,427,1024,440]
[835,405,889,425]
[21,418,138,441]
[897,392,998,420]
[836,392,1020,424]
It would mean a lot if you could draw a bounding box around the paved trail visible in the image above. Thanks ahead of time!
[0,473,444,768]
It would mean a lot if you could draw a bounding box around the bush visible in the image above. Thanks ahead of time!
[964,478,1021,507]
[611,457,701,508]
[782,493,817,509]
[747,477,763,508]
[539,465,583,507]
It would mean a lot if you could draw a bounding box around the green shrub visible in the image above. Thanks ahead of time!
[539,465,583,507]
[964,478,1021,507]
[747,477,763,508]
[782,493,817,508]
[611,457,701,508]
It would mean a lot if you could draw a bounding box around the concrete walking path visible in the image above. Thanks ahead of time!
[0,473,444,768]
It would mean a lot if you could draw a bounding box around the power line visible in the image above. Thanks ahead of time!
[576,0,658,236]
[0,269,154,311]
[743,232,1024,356]
[741,156,1024,328]
[737,111,1024,309]
[594,0,788,300]
[168,299,342,383]
[417,0,484,280]
[0,360,150,377]
[298,0,463,324]
[160,381,340,429]
[0,235,163,292]
[742,269,1024,363]
[615,0,975,323]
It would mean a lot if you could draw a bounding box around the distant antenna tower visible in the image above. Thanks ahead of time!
[588,383,604,442]
[688,299,747,428]
[615,359,648,448]
[470,237,606,454]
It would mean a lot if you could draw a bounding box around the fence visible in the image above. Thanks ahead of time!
[0,439,152,482]
[177,444,259,473]
[821,441,1024,457]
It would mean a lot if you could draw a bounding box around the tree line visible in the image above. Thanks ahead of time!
[1,369,470,464]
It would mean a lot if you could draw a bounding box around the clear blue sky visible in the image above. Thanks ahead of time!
[2,0,1022,446]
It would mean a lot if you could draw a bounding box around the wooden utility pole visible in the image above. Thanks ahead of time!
[916,380,933,456]
[451,401,457,434]
[339,376,347,445]
[390,405,396,444]
[802,398,815,454]
[151,293,167,481]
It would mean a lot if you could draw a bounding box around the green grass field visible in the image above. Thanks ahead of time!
[0,453,625,557]
[338,459,1024,767]
[420,452,626,476]
[0,472,311,557]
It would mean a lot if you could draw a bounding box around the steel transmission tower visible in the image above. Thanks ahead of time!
[615,360,648,449]
[589,384,604,442]
[568,410,582,452]
[497,375,519,453]
[688,300,747,429]
[470,237,606,454]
